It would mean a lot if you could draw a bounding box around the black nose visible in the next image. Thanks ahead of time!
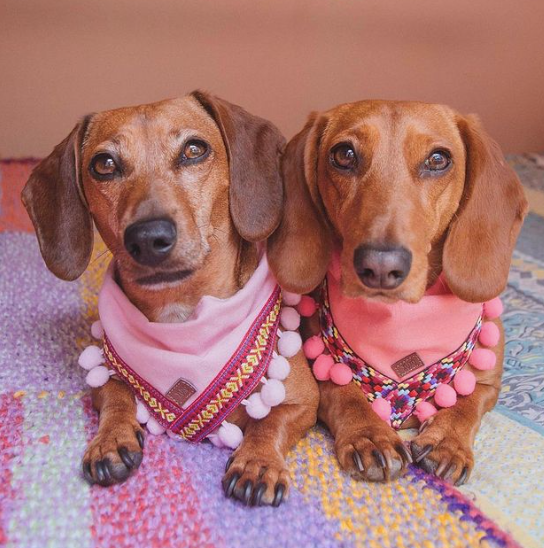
[353,245,412,290]
[124,218,177,266]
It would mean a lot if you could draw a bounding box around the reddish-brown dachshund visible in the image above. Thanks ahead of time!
[268,100,527,485]
[22,92,318,506]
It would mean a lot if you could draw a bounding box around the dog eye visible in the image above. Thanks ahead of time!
[424,150,451,172]
[330,143,357,170]
[180,139,209,165]
[90,153,119,180]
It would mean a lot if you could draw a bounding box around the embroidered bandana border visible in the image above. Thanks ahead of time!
[104,286,282,442]
[319,279,483,428]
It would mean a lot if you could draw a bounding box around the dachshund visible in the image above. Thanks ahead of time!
[267,100,527,485]
[22,91,318,506]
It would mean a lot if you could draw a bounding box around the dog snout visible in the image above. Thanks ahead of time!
[353,244,412,290]
[124,218,177,266]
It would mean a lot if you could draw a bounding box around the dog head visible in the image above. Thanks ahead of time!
[22,92,285,293]
[268,100,527,303]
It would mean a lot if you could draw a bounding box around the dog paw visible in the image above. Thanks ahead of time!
[335,423,411,482]
[411,418,473,485]
[222,452,291,507]
[82,422,145,486]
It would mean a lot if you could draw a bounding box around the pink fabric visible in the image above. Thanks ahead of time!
[98,254,278,408]
[327,254,482,381]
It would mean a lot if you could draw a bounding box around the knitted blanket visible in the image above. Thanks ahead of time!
[1,157,544,548]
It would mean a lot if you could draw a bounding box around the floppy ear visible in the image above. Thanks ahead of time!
[191,90,285,242]
[443,115,528,302]
[267,113,333,294]
[21,116,94,281]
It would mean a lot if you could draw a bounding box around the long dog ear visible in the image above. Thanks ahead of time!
[443,115,528,302]
[267,113,333,294]
[21,116,94,281]
[191,90,285,242]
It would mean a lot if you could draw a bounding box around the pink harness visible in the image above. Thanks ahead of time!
[77,254,304,449]
[302,255,503,427]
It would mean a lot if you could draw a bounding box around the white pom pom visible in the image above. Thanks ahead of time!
[85,365,110,387]
[78,345,104,370]
[91,320,104,340]
[267,355,291,380]
[260,379,286,407]
[243,393,271,419]
[280,307,301,331]
[282,291,302,306]
[217,422,244,449]
[136,400,150,424]
[146,417,166,435]
[207,433,226,448]
[277,331,302,358]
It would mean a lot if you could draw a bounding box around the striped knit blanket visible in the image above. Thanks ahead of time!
[1,157,544,548]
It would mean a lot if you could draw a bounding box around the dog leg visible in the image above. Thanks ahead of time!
[411,320,504,485]
[82,379,145,486]
[222,353,318,506]
[319,381,412,481]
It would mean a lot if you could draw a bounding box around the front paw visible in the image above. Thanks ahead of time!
[222,451,290,507]
[335,423,411,482]
[82,421,145,486]
[411,416,473,485]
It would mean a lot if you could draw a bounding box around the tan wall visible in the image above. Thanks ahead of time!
[1,0,543,157]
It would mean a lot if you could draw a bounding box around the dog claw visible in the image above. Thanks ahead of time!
[82,461,94,484]
[243,480,253,506]
[456,466,469,486]
[253,482,266,506]
[224,473,239,498]
[352,451,365,472]
[225,456,234,473]
[372,449,387,469]
[435,459,451,478]
[118,446,134,469]
[411,442,434,463]
[136,430,145,449]
[272,483,285,507]
[397,443,413,464]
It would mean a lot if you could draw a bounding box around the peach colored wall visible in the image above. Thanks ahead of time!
[1,0,543,157]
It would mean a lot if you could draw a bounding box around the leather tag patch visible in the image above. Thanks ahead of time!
[391,352,424,378]
[166,378,197,407]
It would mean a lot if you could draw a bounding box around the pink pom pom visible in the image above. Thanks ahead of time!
[313,354,334,381]
[208,434,226,448]
[283,291,302,306]
[147,417,166,436]
[330,363,353,385]
[217,422,243,449]
[371,398,392,422]
[280,307,301,331]
[454,369,476,396]
[267,355,291,380]
[136,400,150,424]
[91,320,104,340]
[260,379,286,407]
[243,393,271,419]
[414,401,437,423]
[469,348,497,370]
[78,345,104,370]
[303,336,325,360]
[479,322,500,347]
[434,383,457,408]
[277,331,302,358]
[484,297,503,320]
[85,365,110,387]
[297,296,317,317]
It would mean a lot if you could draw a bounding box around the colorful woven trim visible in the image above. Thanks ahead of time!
[319,279,482,428]
[104,286,282,442]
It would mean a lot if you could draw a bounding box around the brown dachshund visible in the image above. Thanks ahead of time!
[268,100,527,485]
[22,91,318,506]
